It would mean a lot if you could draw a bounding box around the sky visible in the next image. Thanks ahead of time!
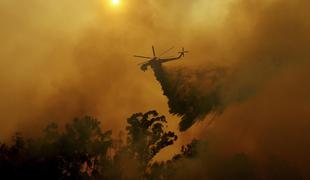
[0,0,234,140]
[0,0,310,170]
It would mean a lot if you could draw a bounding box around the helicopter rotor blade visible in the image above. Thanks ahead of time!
[133,55,152,59]
[159,46,174,57]
[152,46,156,57]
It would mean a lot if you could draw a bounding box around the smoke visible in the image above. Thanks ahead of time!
[0,0,171,140]
[150,64,225,131]
[155,0,310,176]
[144,0,310,131]
[0,0,235,139]
[1,1,310,175]
[162,61,310,178]
[152,54,287,131]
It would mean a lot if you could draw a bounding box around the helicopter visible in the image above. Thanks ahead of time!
[134,46,188,71]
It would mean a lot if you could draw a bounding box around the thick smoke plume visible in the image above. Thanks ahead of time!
[150,63,226,131]
[150,55,286,131]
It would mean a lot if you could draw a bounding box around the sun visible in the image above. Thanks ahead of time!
[111,0,120,6]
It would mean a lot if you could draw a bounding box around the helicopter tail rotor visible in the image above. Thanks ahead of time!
[179,47,189,57]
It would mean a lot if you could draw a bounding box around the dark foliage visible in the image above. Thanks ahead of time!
[0,111,304,180]
[126,110,177,164]
[111,110,178,179]
[0,111,178,180]
[0,116,112,179]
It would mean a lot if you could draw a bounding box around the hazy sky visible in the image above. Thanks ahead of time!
[1,0,310,169]
[0,0,235,140]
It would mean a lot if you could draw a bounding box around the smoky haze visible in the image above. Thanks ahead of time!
[130,0,310,131]
[0,0,230,139]
[0,0,310,172]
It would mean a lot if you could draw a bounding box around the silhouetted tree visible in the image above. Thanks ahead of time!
[55,116,112,179]
[0,116,112,179]
[1,112,304,180]
[113,110,178,179]
[148,139,203,180]
[127,111,177,163]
